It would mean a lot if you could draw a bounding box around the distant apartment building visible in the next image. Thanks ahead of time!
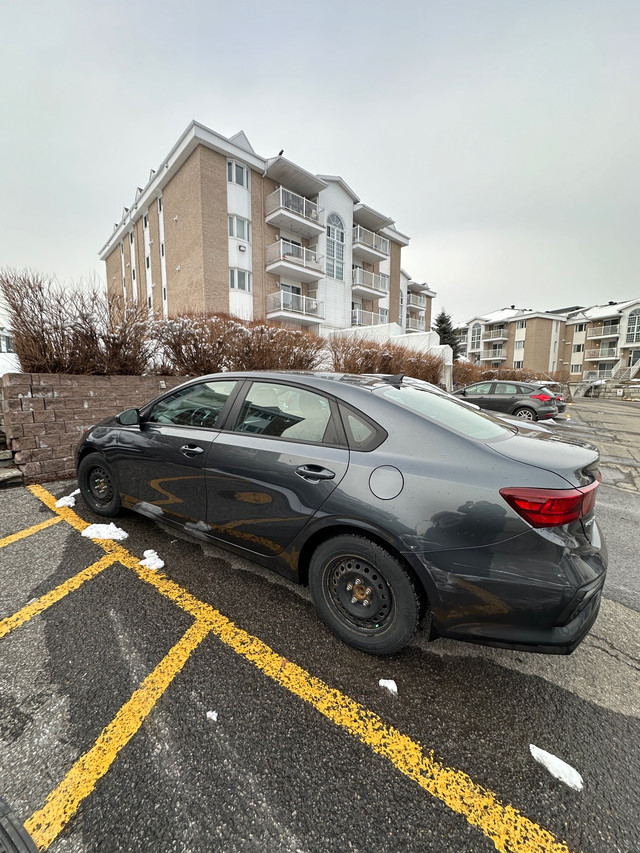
[456,307,565,374]
[455,299,640,382]
[99,122,435,337]
[561,299,640,382]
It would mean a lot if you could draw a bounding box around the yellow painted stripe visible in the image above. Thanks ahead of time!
[0,516,62,550]
[26,485,574,853]
[24,619,212,850]
[0,553,117,640]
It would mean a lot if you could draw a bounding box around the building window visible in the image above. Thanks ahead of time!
[514,340,524,350]
[572,343,584,353]
[148,296,152,308]
[143,213,148,229]
[570,364,582,374]
[161,241,165,257]
[575,323,586,332]
[379,307,389,323]
[627,309,640,344]
[229,268,252,292]
[129,232,134,245]
[516,320,526,329]
[228,215,251,241]
[120,242,124,255]
[132,268,136,281]
[470,323,481,349]
[227,160,249,188]
[513,360,523,369]
[145,256,150,269]
[326,213,345,281]
[158,197,163,213]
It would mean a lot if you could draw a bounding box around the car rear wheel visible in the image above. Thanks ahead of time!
[78,453,122,516]
[308,534,424,655]
[513,406,537,421]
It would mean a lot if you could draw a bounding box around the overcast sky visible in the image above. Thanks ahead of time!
[1,0,638,324]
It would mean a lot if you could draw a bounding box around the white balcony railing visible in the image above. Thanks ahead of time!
[585,348,619,360]
[265,188,324,227]
[351,268,389,294]
[407,293,427,309]
[587,324,620,339]
[352,308,385,327]
[406,317,426,331]
[266,240,324,273]
[266,290,323,319]
[482,329,509,341]
[480,349,507,361]
[352,225,390,256]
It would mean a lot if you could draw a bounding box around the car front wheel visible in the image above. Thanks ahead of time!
[513,406,537,421]
[308,534,424,655]
[78,452,122,517]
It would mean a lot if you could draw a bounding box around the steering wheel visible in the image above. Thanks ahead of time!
[190,407,216,427]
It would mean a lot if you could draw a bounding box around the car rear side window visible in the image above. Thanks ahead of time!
[234,382,339,444]
[147,380,237,428]
[378,386,512,440]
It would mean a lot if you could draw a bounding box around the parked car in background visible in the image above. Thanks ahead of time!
[76,372,605,656]
[530,381,567,413]
[453,381,558,421]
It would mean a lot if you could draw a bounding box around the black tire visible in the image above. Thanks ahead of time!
[513,406,537,421]
[78,453,122,517]
[308,534,424,655]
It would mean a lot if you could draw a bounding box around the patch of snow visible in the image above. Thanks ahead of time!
[529,744,583,791]
[55,489,81,508]
[379,679,398,696]
[206,710,218,722]
[185,520,210,533]
[81,523,129,541]
[139,549,165,570]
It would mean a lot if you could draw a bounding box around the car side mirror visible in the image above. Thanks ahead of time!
[116,408,140,426]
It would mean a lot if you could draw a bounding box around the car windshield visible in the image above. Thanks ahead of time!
[377,385,514,440]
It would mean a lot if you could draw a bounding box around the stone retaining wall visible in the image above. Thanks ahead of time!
[0,374,185,484]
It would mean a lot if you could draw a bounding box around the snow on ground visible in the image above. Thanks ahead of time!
[529,744,584,790]
[81,523,129,541]
[55,489,80,508]
[379,679,398,696]
[138,549,164,570]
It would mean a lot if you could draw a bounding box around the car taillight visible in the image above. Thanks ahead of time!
[500,480,599,527]
[530,393,553,402]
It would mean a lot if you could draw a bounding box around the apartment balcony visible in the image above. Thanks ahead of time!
[584,348,619,361]
[351,308,385,327]
[585,369,613,380]
[482,329,509,341]
[405,317,426,332]
[266,291,324,325]
[265,240,324,283]
[479,349,507,361]
[587,324,620,339]
[265,188,325,239]
[351,268,389,299]
[407,293,427,310]
[352,225,390,263]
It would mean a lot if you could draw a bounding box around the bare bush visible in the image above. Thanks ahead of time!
[0,268,156,374]
[328,335,444,383]
[230,321,325,372]
[153,313,246,375]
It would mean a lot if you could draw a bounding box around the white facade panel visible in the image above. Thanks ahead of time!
[316,182,355,330]
[229,290,253,321]
[227,183,251,219]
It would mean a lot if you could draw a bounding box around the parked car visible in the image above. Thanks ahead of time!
[453,381,558,420]
[530,381,567,413]
[76,372,606,656]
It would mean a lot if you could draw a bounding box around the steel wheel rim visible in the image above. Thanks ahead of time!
[88,466,114,504]
[324,555,394,632]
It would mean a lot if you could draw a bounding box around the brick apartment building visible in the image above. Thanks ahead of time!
[99,122,435,337]
[456,300,640,381]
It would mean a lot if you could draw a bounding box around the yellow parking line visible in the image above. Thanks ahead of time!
[0,516,62,550]
[0,553,117,640]
[24,619,212,850]
[25,485,574,853]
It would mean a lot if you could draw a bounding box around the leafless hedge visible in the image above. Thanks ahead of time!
[327,336,444,384]
[452,361,570,387]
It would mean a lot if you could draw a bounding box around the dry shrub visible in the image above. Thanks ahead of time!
[154,313,246,375]
[231,321,325,372]
[328,336,444,383]
[0,268,155,374]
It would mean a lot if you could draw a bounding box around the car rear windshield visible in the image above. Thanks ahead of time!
[378,385,513,440]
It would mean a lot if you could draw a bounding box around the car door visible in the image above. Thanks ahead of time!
[110,379,239,525]
[461,382,493,409]
[202,380,349,557]
[491,382,520,413]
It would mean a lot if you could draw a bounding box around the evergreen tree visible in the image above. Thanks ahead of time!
[432,309,461,359]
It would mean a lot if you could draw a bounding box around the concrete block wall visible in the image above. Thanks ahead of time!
[1,374,185,484]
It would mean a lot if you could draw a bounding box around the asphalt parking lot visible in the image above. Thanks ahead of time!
[1,397,639,853]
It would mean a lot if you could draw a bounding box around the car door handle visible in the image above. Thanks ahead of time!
[180,444,205,457]
[296,464,336,481]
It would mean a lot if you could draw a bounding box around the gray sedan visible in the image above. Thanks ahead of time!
[76,372,605,656]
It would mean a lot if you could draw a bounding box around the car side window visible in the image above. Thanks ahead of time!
[339,404,385,451]
[494,383,518,394]
[234,382,336,443]
[147,380,237,428]
[471,383,492,395]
